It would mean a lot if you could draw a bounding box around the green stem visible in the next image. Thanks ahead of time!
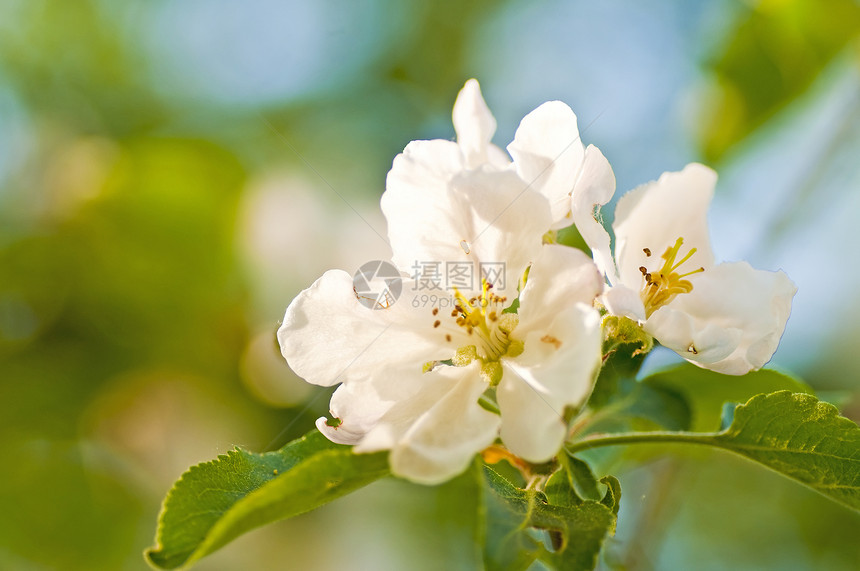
[566,431,715,455]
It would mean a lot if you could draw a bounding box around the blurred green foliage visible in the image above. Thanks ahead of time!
[701,0,860,162]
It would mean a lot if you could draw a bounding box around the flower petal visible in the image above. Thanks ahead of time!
[645,261,797,375]
[518,244,602,332]
[385,138,465,200]
[572,145,618,281]
[279,270,386,387]
[507,101,586,228]
[449,169,553,297]
[496,369,566,463]
[613,163,717,288]
[499,304,602,461]
[278,270,444,388]
[382,138,465,268]
[453,79,498,169]
[644,306,740,365]
[602,284,647,323]
[359,364,500,485]
[485,143,513,169]
[316,381,391,445]
[383,161,552,299]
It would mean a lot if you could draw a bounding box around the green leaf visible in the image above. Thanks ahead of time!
[709,391,860,511]
[483,465,618,571]
[483,467,544,571]
[545,453,602,505]
[565,455,603,502]
[568,391,860,512]
[146,430,389,569]
[642,364,811,431]
[554,224,589,253]
[616,382,692,432]
[575,376,691,441]
[598,475,621,519]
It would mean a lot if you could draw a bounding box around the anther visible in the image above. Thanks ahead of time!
[433,320,441,328]
[640,237,702,318]
[432,307,439,316]
[643,248,651,257]
[540,335,562,349]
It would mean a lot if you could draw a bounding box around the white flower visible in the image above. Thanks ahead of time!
[277,81,605,484]
[278,244,602,484]
[577,163,797,375]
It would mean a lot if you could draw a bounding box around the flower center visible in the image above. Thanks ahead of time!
[638,237,704,318]
[427,279,523,385]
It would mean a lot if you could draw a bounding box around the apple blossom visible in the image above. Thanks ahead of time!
[279,248,602,484]
[277,81,607,484]
[576,163,797,375]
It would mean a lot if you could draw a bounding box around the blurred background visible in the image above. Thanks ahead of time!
[0,0,858,569]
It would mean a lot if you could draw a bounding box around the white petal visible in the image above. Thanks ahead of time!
[279,270,387,387]
[496,368,566,463]
[449,169,552,297]
[369,364,500,484]
[645,306,740,365]
[381,139,465,272]
[316,381,391,445]
[571,145,618,281]
[486,143,513,169]
[518,244,603,332]
[353,366,459,454]
[385,138,465,201]
[602,284,647,323]
[384,161,552,299]
[382,139,465,269]
[320,361,438,448]
[453,79,497,169]
[507,101,585,228]
[645,261,797,375]
[278,270,444,388]
[499,304,602,461]
[613,163,717,288]
[316,323,478,449]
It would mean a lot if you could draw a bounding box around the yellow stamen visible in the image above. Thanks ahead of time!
[445,280,522,369]
[639,237,704,318]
